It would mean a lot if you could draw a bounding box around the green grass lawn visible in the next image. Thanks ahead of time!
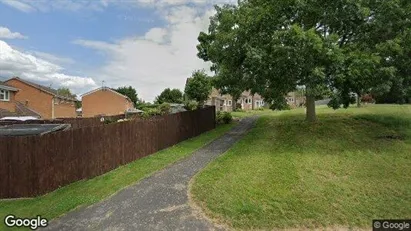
[0,123,235,231]
[191,104,411,230]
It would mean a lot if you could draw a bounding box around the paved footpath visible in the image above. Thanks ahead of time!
[43,116,258,231]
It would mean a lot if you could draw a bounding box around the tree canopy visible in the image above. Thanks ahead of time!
[155,88,183,104]
[197,0,411,121]
[57,87,76,99]
[114,86,139,106]
[57,87,81,108]
[184,70,212,107]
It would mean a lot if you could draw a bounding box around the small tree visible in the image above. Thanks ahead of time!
[185,70,212,107]
[114,86,139,106]
[155,88,183,104]
[57,87,76,98]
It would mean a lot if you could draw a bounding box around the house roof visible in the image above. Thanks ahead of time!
[81,87,132,102]
[14,101,42,118]
[0,81,18,91]
[0,108,17,118]
[6,77,77,101]
[0,102,42,119]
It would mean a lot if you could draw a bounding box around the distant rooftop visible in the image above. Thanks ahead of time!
[7,77,78,101]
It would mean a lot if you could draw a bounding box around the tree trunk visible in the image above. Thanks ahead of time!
[356,92,361,108]
[305,95,317,122]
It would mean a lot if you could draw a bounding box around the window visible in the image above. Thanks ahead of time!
[0,90,10,101]
[246,98,252,104]
[228,100,232,106]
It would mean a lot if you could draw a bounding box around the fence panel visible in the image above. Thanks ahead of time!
[0,107,215,198]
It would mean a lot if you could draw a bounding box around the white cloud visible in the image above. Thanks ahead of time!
[28,51,75,65]
[74,5,222,102]
[0,40,97,94]
[0,0,35,12]
[0,27,27,39]
[0,0,237,12]
[0,0,237,101]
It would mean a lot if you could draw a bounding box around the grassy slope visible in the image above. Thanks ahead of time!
[191,105,411,230]
[0,123,235,231]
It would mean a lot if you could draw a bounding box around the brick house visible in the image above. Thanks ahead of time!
[0,82,42,119]
[286,92,306,108]
[0,81,19,115]
[206,88,265,112]
[5,77,77,119]
[206,88,306,111]
[81,87,135,117]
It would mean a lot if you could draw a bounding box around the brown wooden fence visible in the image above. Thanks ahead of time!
[0,106,216,198]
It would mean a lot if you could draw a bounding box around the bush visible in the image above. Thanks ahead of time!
[102,117,116,124]
[141,108,162,119]
[258,107,265,111]
[234,108,245,112]
[158,103,171,115]
[184,101,198,111]
[216,111,233,125]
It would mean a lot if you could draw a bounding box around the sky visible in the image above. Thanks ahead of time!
[0,0,236,102]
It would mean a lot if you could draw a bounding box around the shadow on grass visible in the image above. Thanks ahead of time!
[191,110,411,229]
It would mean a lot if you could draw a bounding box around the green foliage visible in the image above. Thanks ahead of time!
[57,87,76,99]
[155,88,183,104]
[158,103,171,114]
[184,100,198,111]
[103,118,116,124]
[234,108,245,112]
[328,92,357,109]
[268,96,291,111]
[75,101,82,109]
[115,86,139,106]
[184,70,212,106]
[216,111,233,124]
[197,0,411,121]
[140,108,162,119]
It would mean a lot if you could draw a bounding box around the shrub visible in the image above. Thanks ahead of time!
[158,103,171,115]
[258,107,265,111]
[234,109,245,112]
[141,108,162,119]
[184,101,198,111]
[216,111,233,124]
[102,117,116,124]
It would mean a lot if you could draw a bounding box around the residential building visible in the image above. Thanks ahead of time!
[286,92,306,108]
[81,87,135,117]
[0,80,42,118]
[5,77,77,119]
[206,88,265,112]
[207,88,305,111]
[0,81,18,114]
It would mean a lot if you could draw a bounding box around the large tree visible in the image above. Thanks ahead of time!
[197,0,411,121]
[155,88,183,104]
[114,86,139,106]
[185,70,212,107]
[197,5,248,111]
